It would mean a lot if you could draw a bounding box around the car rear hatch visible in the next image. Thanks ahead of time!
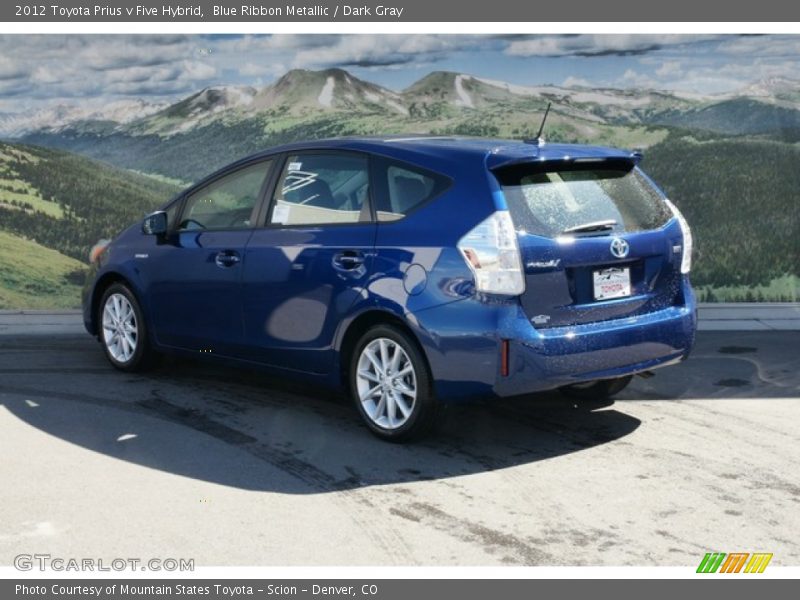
[492,157,683,328]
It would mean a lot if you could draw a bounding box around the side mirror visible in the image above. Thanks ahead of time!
[142,211,168,236]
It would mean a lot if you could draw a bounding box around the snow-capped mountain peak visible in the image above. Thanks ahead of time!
[0,98,168,137]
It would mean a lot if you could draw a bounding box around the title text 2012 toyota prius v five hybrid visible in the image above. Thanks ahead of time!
[83,136,697,441]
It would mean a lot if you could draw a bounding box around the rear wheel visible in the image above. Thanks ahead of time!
[350,325,442,442]
[559,375,632,400]
[98,283,156,372]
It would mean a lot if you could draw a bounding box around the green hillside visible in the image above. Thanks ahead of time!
[0,230,86,309]
[25,120,275,184]
[0,140,179,309]
[650,98,800,136]
[0,141,179,262]
[642,132,800,301]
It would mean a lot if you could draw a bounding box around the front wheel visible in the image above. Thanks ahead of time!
[559,375,633,400]
[98,283,156,372]
[350,325,443,442]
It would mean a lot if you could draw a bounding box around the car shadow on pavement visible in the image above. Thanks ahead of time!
[0,338,642,494]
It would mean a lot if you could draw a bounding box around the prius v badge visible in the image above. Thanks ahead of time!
[610,237,630,259]
[526,259,561,269]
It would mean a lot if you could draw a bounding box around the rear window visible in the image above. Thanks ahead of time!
[496,165,671,237]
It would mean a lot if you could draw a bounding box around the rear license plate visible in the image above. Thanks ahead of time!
[593,267,631,300]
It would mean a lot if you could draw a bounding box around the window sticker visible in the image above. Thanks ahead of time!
[272,203,291,224]
[282,171,317,194]
[287,161,302,171]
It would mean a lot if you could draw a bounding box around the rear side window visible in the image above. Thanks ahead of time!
[373,159,450,222]
[496,165,671,237]
[179,160,272,231]
[270,153,370,226]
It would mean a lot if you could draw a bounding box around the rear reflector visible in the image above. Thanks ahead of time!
[501,339,510,377]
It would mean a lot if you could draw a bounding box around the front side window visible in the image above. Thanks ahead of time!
[270,153,370,226]
[179,160,272,231]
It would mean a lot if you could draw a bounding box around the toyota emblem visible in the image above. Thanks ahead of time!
[610,237,629,259]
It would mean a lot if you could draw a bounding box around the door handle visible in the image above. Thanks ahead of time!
[215,250,241,268]
[333,251,365,270]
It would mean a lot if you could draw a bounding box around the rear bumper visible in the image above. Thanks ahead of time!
[412,281,697,400]
[494,303,696,398]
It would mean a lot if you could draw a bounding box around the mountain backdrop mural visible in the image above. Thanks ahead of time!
[0,34,798,307]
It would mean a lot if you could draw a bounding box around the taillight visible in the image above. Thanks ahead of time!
[457,211,525,296]
[664,199,692,274]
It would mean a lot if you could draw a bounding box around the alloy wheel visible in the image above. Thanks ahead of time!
[101,293,138,363]
[355,337,417,430]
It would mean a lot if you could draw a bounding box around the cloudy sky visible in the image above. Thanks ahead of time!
[1,34,798,112]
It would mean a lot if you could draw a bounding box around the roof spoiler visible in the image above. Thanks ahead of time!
[488,150,644,172]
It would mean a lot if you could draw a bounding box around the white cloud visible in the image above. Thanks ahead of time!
[655,61,683,78]
[30,66,61,84]
[289,35,460,68]
[79,37,190,71]
[180,60,217,80]
[0,35,219,103]
[619,68,659,89]
[0,55,25,80]
[562,76,593,88]
[715,35,800,57]
[506,34,722,58]
[240,34,339,51]
[239,61,286,78]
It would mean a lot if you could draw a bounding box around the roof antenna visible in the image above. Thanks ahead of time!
[526,102,551,146]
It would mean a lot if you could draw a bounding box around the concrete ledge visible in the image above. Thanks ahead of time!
[0,309,82,315]
[697,302,800,331]
[0,310,85,335]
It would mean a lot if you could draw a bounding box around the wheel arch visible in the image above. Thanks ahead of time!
[88,271,138,336]
[336,309,432,391]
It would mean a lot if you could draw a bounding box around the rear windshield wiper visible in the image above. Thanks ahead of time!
[562,219,617,234]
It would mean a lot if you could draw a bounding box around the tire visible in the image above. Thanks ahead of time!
[97,283,157,372]
[350,324,443,442]
[559,375,633,400]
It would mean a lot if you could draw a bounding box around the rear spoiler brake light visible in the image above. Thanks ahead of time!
[487,152,643,173]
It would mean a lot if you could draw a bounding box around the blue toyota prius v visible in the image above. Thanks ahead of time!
[83,136,697,441]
